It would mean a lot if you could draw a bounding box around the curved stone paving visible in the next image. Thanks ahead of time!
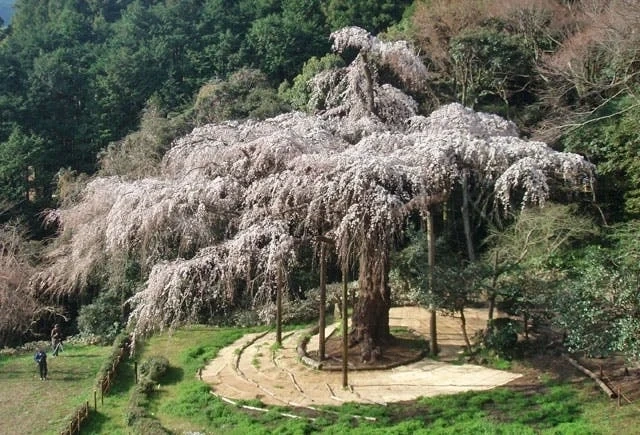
[201,307,522,406]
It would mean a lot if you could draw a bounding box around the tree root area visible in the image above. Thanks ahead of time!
[307,330,427,371]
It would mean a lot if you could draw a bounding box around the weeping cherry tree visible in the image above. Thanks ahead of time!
[34,27,595,361]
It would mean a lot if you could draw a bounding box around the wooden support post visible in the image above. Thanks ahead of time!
[94,390,97,411]
[318,242,327,361]
[618,387,621,407]
[134,361,138,384]
[276,266,283,346]
[341,262,348,389]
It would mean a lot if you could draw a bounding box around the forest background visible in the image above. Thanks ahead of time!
[1,0,639,364]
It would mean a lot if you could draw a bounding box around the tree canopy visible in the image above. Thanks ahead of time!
[35,29,594,358]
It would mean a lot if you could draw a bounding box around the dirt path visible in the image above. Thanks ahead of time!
[201,306,521,406]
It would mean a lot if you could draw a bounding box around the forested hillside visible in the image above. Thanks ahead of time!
[1,0,640,365]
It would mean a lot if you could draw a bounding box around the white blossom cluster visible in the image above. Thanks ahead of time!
[311,27,426,133]
[330,27,428,93]
[36,29,595,339]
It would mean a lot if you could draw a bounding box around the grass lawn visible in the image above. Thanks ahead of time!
[4,327,640,434]
[111,325,640,434]
[0,344,111,435]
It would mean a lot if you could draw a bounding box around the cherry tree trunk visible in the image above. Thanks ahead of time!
[350,246,391,362]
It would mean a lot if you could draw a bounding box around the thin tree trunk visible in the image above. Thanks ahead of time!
[426,210,438,355]
[318,242,327,361]
[341,261,348,388]
[487,251,499,327]
[461,170,476,262]
[459,307,472,354]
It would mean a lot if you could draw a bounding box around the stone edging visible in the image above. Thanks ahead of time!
[296,325,427,371]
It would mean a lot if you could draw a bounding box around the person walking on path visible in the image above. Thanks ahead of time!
[34,348,48,380]
[51,324,63,356]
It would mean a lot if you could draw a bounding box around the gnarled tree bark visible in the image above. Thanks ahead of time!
[350,244,391,362]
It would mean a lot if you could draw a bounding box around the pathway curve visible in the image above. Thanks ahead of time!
[201,306,521,406]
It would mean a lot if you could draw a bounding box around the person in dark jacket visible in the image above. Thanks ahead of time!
[51,324,63,356]
[34,348,48,380]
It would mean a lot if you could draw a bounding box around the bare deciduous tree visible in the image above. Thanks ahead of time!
[0,222,59,346]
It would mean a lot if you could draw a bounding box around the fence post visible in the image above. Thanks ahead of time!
[134,361,138,384]
[94,390,97,411]
[618,387,621,407]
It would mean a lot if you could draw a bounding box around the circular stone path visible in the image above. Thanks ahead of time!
[201,306,522,406]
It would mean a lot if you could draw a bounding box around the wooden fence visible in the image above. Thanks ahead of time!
[59,339,130,435]
[60,402,89,435]
[99,344,128,402]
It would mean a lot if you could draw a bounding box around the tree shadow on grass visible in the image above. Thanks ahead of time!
[108,361,136,395]
[161,366,184,385]
[55,354,102,358]
[80,409,109,434]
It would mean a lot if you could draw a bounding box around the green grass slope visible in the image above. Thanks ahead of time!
[3,326,639,434]
[0,344,111,435]
[87,325,640,434]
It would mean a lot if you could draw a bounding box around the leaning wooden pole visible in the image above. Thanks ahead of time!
[341,261,349,388]
[562,354,616,398]
[318,242,327,361]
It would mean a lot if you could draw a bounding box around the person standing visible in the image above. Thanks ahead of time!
[34,348,48,380]
[51,324,63,356]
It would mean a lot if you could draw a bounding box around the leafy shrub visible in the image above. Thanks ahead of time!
[76,290,123,343]
[139,356,169,381]
[126,354,171,433]
[193,68,288,124]
[136,377,158,395]
[484,318,519,358]
[125,403,147,426]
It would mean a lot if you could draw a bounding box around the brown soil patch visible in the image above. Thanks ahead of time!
[306,329,426,371]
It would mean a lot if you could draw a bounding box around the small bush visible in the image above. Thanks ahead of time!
[131,418,171,435]
[126,354,172,433]
[484,318,519,358]
[77,290,123,343]
[136,377,157,395]
[139,356,170,381]
[125,403,147,426]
